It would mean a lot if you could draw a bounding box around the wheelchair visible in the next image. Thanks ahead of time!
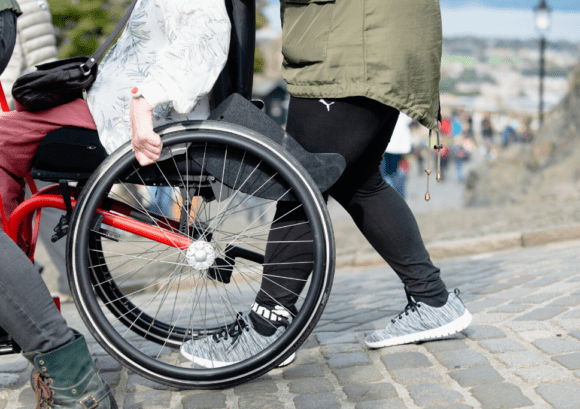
[1,0,345,389]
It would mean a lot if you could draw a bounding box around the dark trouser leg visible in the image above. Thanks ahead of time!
[0,231,74,353]
[255,97,447,317]
[331,168,446,303]
[33,180,70,295]
[254,202,313,311]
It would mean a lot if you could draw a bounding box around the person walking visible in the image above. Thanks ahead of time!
[182,0,472,367]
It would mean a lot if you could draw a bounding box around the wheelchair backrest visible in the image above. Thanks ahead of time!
[210,0,256,110]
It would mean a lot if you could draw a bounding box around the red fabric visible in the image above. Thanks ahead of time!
[0,99,97,223]
[399,157,409,175]
[440,118,451,136]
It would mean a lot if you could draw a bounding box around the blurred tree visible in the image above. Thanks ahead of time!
[50,0,270,73]
[254,0,267,73]
[48,0,123,58]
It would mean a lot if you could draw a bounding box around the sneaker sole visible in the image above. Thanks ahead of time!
[365,309,473,349]
[181,349,296,369]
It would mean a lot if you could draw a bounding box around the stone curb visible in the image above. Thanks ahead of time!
[115,224,580,291]
[336,224,580,268]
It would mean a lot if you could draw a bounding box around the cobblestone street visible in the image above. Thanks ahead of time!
[2,239,580,408]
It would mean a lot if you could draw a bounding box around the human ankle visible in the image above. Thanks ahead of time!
[249,311,277,336]
[249,302,294,336]
[413,291,449,308]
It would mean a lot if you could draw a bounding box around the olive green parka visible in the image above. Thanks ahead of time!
[280,0,442,130]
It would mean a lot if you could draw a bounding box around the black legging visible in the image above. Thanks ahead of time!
[255,96,447,315]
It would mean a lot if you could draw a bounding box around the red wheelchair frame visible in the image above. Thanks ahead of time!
[0,81,191,270]
[0,81,195,354]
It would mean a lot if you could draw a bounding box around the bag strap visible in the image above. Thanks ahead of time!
[80,0,141,75]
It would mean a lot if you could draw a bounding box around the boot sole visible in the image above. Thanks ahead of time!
[181,349,296,369]
[365,309,473,349]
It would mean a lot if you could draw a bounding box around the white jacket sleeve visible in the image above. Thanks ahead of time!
[138,1,231,114]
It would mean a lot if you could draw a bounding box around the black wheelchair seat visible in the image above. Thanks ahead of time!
[31,127,108,182]
[30,127,204,186]
[207,94,346,196]
[30,95,347,194]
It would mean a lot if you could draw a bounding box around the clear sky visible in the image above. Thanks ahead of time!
[264,1,580,42]
[441,1,580,12]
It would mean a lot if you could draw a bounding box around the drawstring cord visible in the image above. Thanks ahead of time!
[32,371,53,409]
[435,130,442,182]
[425,129,443,201]
[425,130,432,201]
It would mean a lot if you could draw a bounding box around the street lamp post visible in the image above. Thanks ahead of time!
[534,0,551,126]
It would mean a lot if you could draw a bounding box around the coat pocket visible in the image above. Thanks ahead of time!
[282,0,335,65]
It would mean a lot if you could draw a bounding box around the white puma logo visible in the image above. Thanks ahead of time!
[319,99,335,111]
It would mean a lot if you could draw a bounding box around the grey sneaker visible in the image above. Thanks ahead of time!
[180,313,296,368]
[365,289,472,348]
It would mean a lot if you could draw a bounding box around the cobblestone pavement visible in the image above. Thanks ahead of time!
[2,239,580,408]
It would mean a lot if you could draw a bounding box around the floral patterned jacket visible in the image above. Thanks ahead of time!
[87,0,231,154]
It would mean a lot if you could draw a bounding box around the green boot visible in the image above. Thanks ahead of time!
[23,331,117,409]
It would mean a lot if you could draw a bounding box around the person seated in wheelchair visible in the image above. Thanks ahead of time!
[0,0,230,218]
[0,0,230,405]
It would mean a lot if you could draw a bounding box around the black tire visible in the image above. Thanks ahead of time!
[0,10,17,76]
[67,120,335,388]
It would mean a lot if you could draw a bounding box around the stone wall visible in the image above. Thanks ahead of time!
[465,65,580,206]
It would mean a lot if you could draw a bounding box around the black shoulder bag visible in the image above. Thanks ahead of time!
[12,0,139,112]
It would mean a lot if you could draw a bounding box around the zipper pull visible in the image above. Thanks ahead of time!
[82,90,88,101]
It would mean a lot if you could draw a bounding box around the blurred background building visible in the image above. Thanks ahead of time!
[254,0,579,210]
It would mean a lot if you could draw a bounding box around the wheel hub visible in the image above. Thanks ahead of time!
[186,240,216,270]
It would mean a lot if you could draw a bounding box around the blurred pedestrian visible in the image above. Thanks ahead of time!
[150,186,174,217]
[451,110,462,138]
[465,111,473,138]
[381,113,413,198]
[452,136,471,182]
[481,113,493,143]
[439,116,453,180]
[410,121,428,176]
[502,117,520,146]
[522,118,533,143]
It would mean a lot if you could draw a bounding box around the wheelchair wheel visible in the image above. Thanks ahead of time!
[67,120,335,388]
